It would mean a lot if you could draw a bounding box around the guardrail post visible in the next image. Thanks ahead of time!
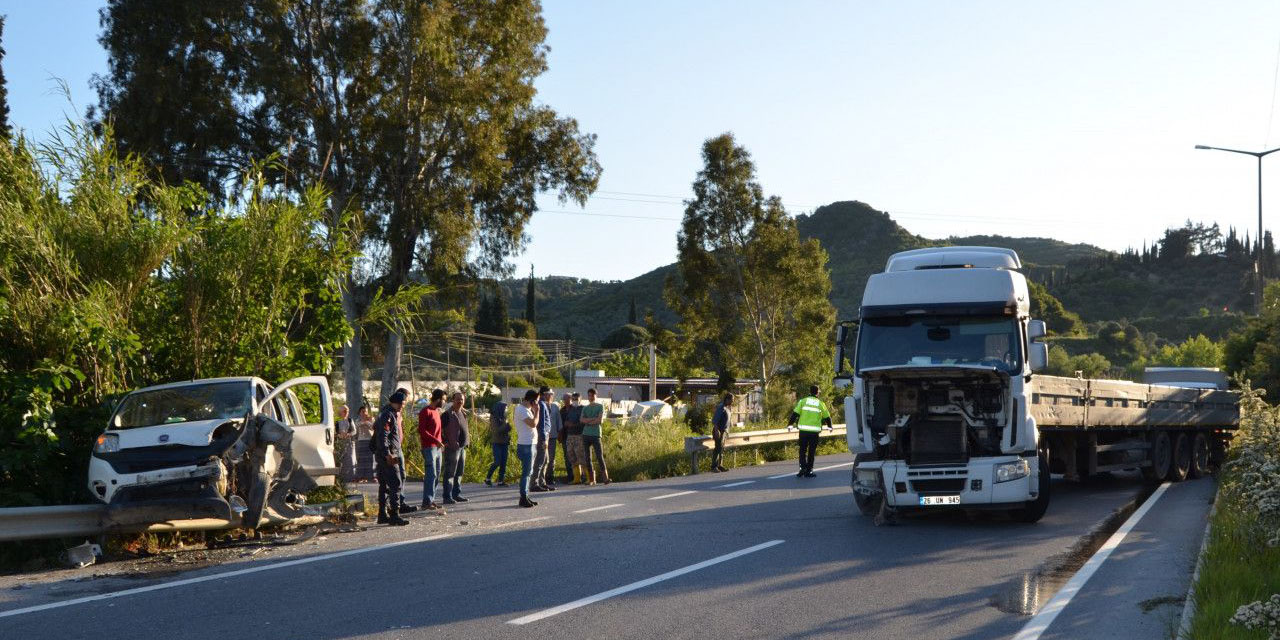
[690,450,700,474]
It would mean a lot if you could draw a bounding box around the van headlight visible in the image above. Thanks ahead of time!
[94,433,120,453]
[993,459,1030,484]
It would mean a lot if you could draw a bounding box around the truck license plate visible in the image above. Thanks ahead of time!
[919,495,961,506]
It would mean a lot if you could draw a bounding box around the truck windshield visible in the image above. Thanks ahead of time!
[111,382,252,429]
[856,316,1022,373]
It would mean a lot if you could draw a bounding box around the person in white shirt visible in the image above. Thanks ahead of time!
[514,389,541,508]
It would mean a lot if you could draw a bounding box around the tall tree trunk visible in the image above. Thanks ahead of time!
[341,279,364,412]
[380,330,404,403]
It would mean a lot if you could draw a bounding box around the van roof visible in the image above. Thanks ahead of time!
[885,246,1022,272]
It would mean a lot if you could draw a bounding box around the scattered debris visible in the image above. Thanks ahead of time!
[64,542,103,568]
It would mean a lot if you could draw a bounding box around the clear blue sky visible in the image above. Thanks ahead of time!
[6,1,1280,281]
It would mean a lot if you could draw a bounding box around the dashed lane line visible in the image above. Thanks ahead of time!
[718,480,756,488]
[812,461,856,472]
[507,539,786,625]
[491,515,552,528]
[0,533,453,620]
[574,503,625,514]
[648,490,697,501]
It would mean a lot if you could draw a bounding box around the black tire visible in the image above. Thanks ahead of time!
[1011,451,1051,523]
[1189,432,1211,479]
[1169,433,1191,482]
[851,457,879,516]
[1143,431,1172,482]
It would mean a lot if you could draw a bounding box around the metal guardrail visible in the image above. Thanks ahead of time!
[0,504,108,542]
[684,425,847,473]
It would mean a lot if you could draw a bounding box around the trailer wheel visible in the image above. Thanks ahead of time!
[1142,432,1172,482]
[1169,433,1191,482]
[1189,432,1211,478]
[1011,451,1051,523]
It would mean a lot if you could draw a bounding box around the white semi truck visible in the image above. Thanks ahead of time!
[834,247,1238,523]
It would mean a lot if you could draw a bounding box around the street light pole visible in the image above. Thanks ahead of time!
[1194,144,1280,313]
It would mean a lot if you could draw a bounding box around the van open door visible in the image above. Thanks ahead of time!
[262,376,337,485]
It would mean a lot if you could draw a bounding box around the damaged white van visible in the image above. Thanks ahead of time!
[88,376,337,530]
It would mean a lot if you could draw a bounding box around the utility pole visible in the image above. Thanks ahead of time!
[1195,144,1280,313]
[648,343,657,402]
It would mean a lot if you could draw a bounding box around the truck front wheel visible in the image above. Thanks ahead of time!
[1011,451,1051,523]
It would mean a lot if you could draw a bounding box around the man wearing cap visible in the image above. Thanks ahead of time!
[787,385,832,478]
[373,390,411,526]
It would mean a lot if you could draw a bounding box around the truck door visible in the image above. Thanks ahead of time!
[262,376,336,485]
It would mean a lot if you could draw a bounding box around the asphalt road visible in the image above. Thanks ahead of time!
[0,453,1178,640]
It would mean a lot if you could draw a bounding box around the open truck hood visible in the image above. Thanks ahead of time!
[859,364,1009,381]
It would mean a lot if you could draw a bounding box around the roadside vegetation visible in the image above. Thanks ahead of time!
[1189,386,1280,639]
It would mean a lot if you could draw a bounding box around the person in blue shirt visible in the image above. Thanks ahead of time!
[711,393,732,472]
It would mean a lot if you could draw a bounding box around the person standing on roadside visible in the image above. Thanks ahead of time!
[543,389,563,487]
[486,397,511,486]
[531,386,557,492]
[563,392,586,483]
[559,393,576,483]
[514,390,541,508]
[417,389,446,512]
[390,387,417,514]
[373,391,410,526]
[441,391,470,504]
[335,405,357,482]
[579,388,610,484]
[787,384,832,478]
[711,393,732,472]
[355,404,375,482]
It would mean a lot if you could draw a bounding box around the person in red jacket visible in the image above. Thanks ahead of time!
[417,389,446,512]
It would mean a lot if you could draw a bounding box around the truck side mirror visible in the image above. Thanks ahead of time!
[1027,319,1047,341]
[1029,342,1049,372]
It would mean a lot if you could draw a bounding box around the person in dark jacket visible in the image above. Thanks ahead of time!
[373,391,410,526]
[486,398,511,486]
[711,393,732,472]
[441,391,470,504]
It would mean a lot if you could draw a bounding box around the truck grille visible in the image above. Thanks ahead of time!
[908,419,967,465]
[911,478,966,494]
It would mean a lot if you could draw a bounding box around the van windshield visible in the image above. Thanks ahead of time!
[112,382,252,429]
[856,316,1022,373]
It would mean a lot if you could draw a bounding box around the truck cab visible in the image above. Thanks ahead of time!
[835,247,1052,522]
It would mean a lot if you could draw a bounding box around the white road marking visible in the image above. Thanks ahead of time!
[648,490,697,501]
[768,471,799,479]
[1011,482,1172,640]
[719,480,756,488]
[574,503,625,514]
[507,539,786,625]
[0,533,452,620]
[813,461,856,472]
[492,515,552,528]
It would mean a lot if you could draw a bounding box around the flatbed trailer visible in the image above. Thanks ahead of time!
[1031,376,1238,482]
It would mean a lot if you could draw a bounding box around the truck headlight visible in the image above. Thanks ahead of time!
[993,459,1030,484]
[94,433,120,453]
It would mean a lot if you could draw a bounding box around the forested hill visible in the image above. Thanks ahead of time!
[505,200,1250,346]
[505,201,1108,345]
